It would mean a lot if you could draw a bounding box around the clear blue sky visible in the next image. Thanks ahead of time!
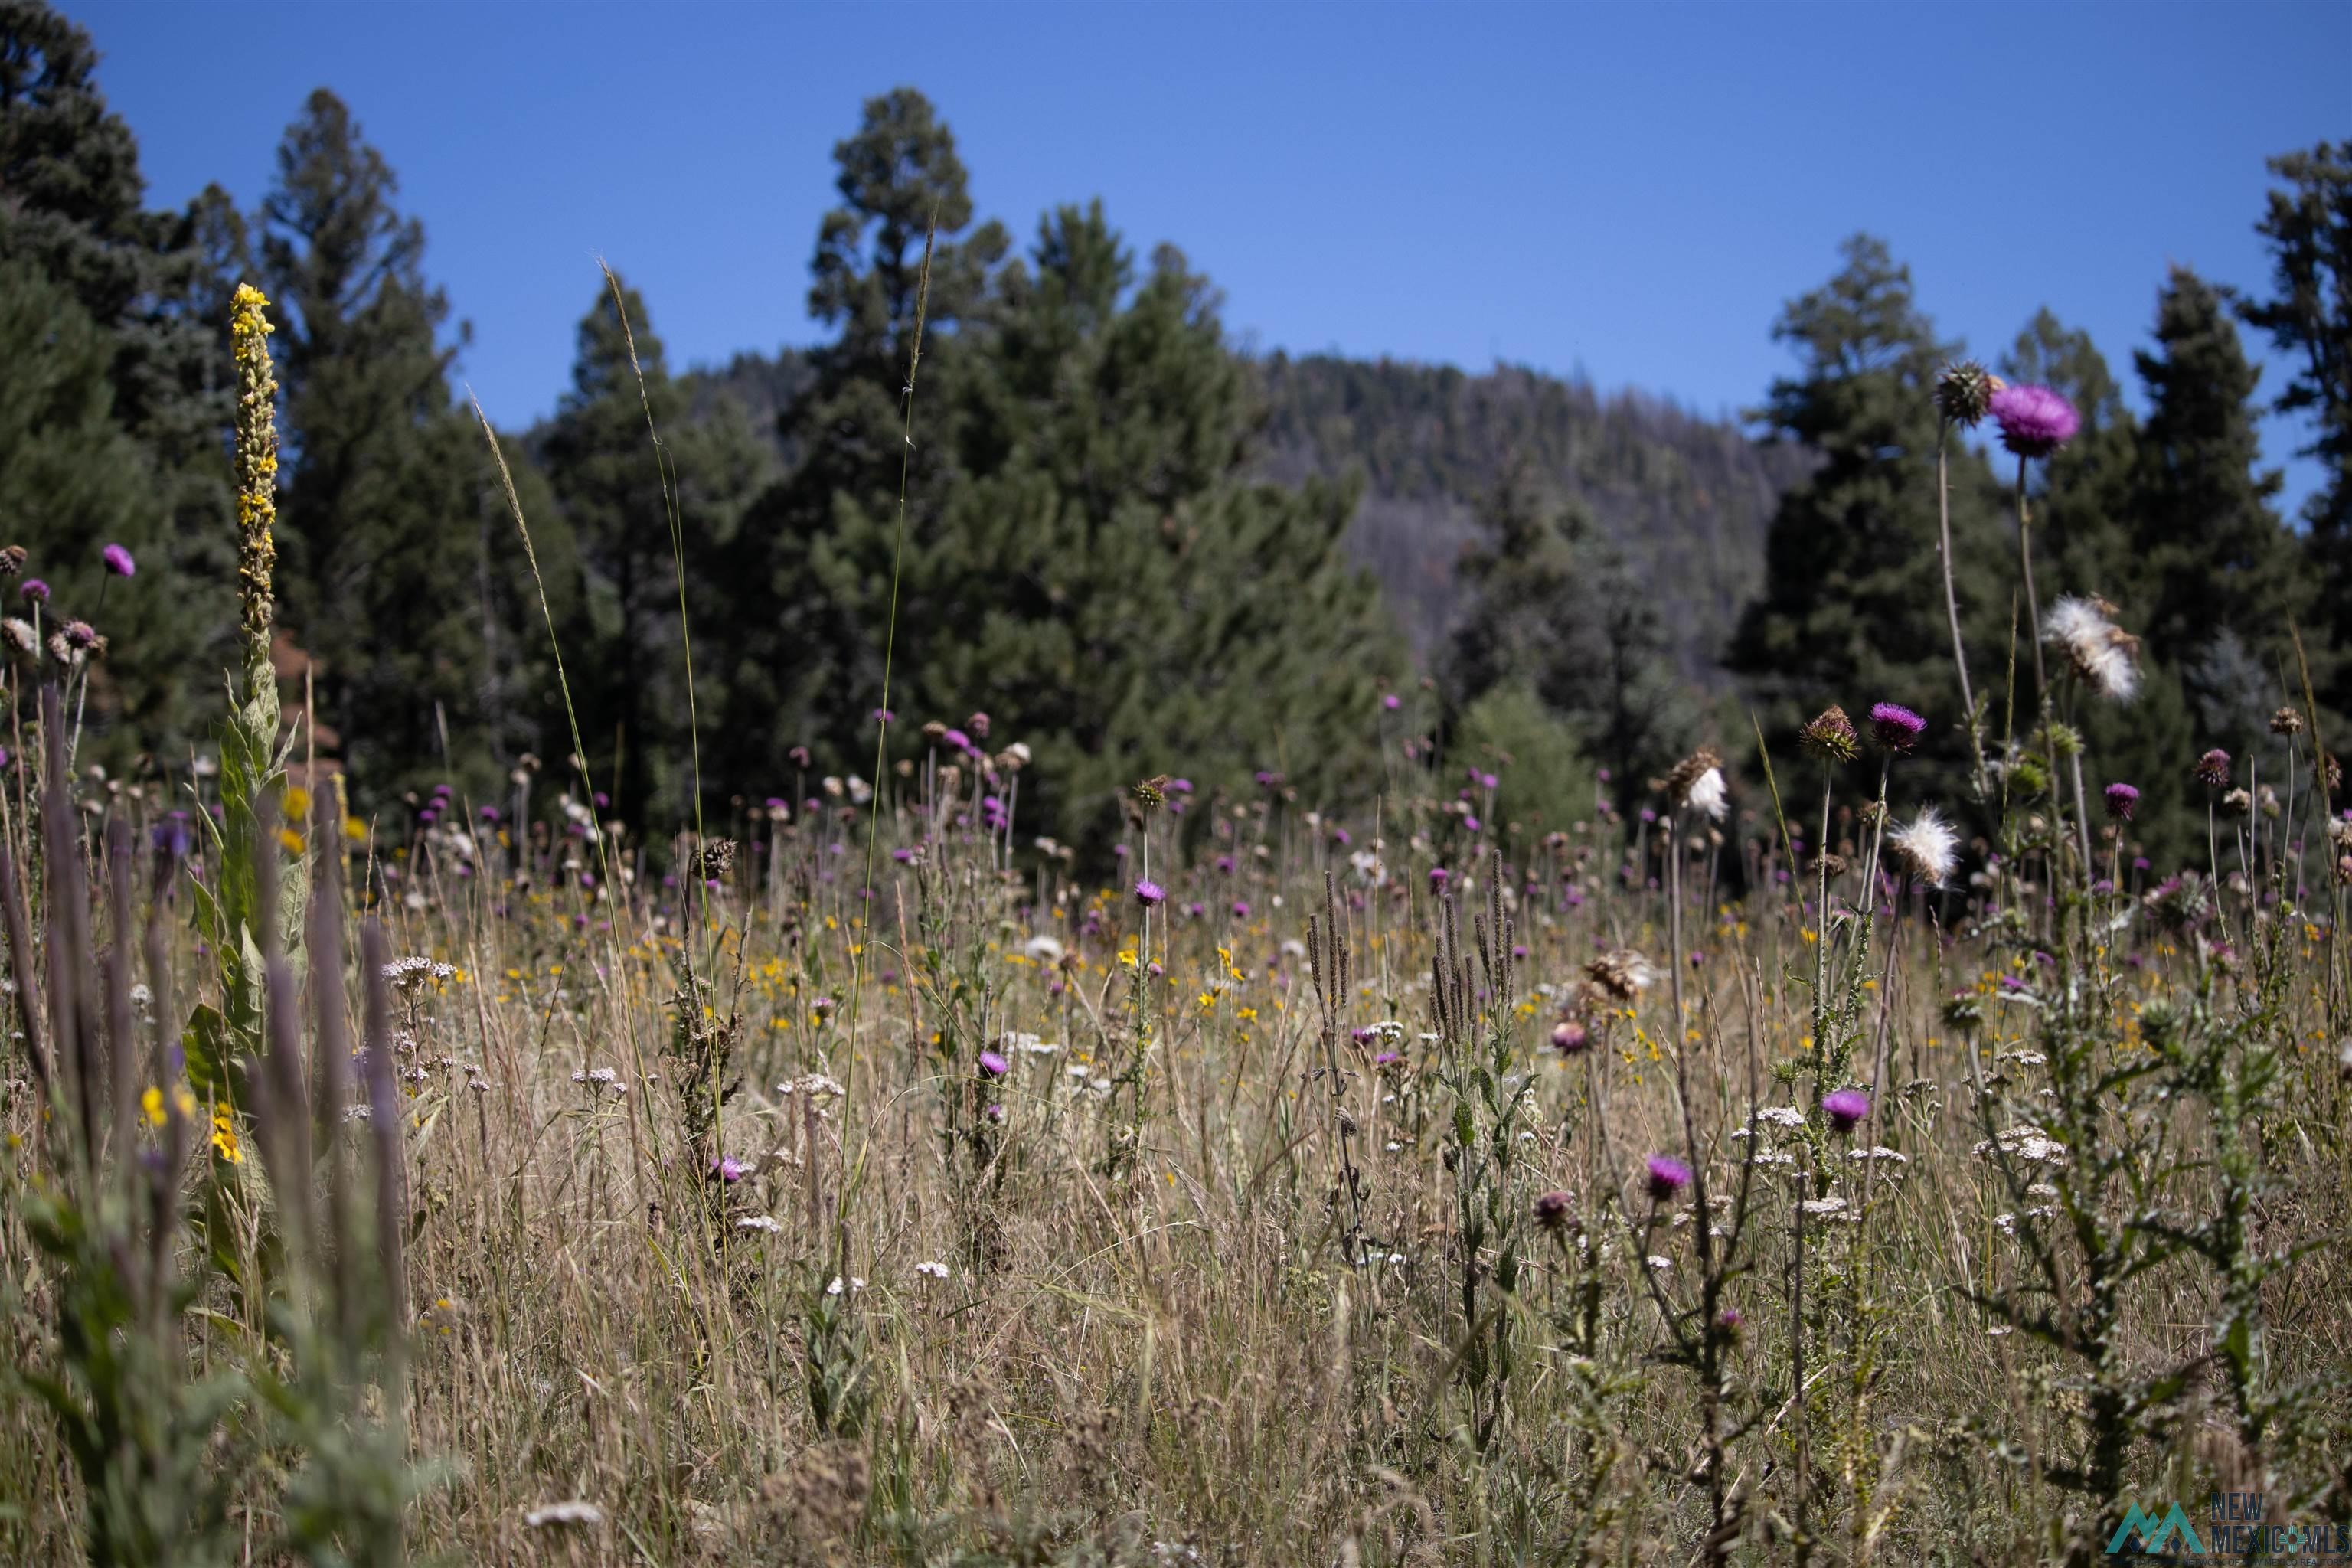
[70,0,2350,512]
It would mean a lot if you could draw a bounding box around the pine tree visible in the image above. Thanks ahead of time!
[0,0,235,758]
[871,199,1397,841]
[2133,266,2307,747]
[537,276,769,834]
[257,89,550,799]
[1730,235,2007,789]
[1445,464,1694,800]
[710,88,1009,793]
[2238,142,2352,708]
[2000,311,2196,870]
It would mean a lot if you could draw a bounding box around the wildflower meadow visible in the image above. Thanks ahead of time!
[4,4,2352,1564]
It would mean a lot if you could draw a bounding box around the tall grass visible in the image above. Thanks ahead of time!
[0,296,2348,1568]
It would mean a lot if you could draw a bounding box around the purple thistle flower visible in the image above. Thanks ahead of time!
[1374,1050,1403,1067]
[1717,1307,1745,1341]
[1551,1020,1589,1055]
[1382,692,1401,711]
[2103,782,2140,821]
[871,707,894,724]
[1989,383,2079,459]
[1869,702,1928,753]
[1230,900,1251,919]
[1134,878,1165,907]
[1429,866,1450,887]
[978,1050,1008,1076]
[2195,749,2231,789]
[1821,1089,1870,1133]
[19,579,47,603]
[1645,1155,1692,1201]
[1533,1189,1573,1231]
[102,544,136,577]
[942,727,971,751]
[709,1154,747,1184]
[479,805,501,822]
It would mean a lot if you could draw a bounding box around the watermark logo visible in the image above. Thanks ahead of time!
[2109,1504,2203,1557]
[2105,1493,2351,1559]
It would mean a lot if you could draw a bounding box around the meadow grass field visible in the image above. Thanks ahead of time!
[2,289,2350,1568]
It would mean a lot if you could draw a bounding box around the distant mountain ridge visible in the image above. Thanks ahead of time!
[681,348,1813,682]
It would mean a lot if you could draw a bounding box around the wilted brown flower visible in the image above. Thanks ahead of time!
[1585,949,1657,1002]
[2269,706,2306,736]
[1664,747,1727,820]
[694,840,736,881]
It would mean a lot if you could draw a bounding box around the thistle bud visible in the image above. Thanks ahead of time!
[1933,361,2001,427]
[1799,705,1858,766]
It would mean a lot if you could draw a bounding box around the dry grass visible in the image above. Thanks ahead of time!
[7,760,2346,1565]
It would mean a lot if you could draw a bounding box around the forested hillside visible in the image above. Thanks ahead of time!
[1256,355,1817,668]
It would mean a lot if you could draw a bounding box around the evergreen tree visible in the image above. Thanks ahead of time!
[711,88,1009,792]
[0,0,235,757]
[258,89,552,799]
[1730,235,2008,790]
[2000,311,2197,870]
[2239,141,2352,697]
[1445,463,1694,799]
[2132,266,2307,746]
[537,276,769,834]
[925,206,1397,837]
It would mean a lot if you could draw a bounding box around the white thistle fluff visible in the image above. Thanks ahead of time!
[2042,596,2140,702]
[1888,808,1959,887]
[1684,766,1728,822]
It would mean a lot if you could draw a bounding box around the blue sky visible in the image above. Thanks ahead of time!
[71,1,2350,511]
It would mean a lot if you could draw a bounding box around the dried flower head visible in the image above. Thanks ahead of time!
[1934,361,2002,427]
[2103,782,2140,821]
[1989,383,2080,458]
[1887,807,1959,887]
[2222,786,2252,815]
[1,618,35,665]
[1869,702,1928,754]
[1585,949,1656,1001]
[0,546,22,577]
[693,839,736,881]
[2195,749,2232,790]
[2041,596,2140,701]
[1799,705,1859,766]
[1665,747,1728,822]
[2270,706,2306,736]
